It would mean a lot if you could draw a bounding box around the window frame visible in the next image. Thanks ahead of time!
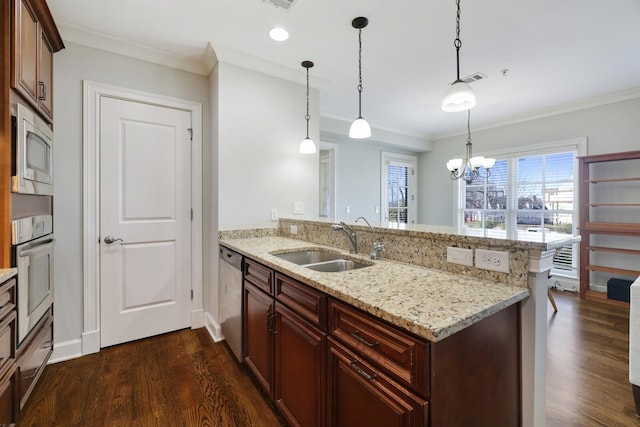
[381,152,417,227]
[453,137,587,278]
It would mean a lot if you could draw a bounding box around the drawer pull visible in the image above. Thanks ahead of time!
[350,360,377,381]
[351,330,379,348]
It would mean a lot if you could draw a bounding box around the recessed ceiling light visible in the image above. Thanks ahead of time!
[269,27,289,41]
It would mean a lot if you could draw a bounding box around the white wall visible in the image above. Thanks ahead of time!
[217,62,319,230]
[321,138,417,223]
[53,42,211,345]
[419,97,640,225]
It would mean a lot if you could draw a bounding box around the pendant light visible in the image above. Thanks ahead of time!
[446,110,495,184]
[349,17,371,139]
[441,0,477,112]
[299,60,317,154]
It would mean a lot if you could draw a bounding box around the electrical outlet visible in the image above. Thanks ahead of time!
[447,247,473,266]
[290,225,298,234]
[345,206,350,214]
[270,208,279,221]
[475,249,510,273]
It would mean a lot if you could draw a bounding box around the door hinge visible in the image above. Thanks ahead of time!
[191,208,193,221]
[411,168,415,176]
[187,128,193,141]
[191,289,194,300]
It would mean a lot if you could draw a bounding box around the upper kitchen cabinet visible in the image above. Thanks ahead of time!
[11,0,64,124]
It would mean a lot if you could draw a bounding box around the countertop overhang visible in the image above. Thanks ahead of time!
[221,236,530,342]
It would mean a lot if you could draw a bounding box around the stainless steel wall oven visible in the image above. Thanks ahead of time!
[11,215,54,344]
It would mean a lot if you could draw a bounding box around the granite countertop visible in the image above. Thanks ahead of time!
[0,268,17,284]
[220,236,530,342]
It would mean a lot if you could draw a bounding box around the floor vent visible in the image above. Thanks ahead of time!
[264,0,297,10]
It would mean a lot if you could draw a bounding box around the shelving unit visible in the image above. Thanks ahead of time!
[579,150,640,308]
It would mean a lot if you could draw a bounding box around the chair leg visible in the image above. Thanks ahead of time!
[548,288,558,313]
[634,384,640,417]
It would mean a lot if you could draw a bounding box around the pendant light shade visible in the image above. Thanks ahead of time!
[442,80,476,112]
[350,17,371,139]
[349,117,371,139]
[299,60,316,154]
[442,0,477,112]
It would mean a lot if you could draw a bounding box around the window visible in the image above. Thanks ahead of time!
[456,138,586,277]
[381,153,417,227]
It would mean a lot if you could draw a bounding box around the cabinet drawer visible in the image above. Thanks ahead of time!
[0,363,17,425]
[0,312,16,376]
[18,313,52,409]
[329,299,429,396]
[276,273,327,331]
[327,337,428,427]
[244,258,274,295]
[0,279,16,322]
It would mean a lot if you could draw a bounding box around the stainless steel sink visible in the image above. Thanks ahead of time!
[272,249,372,272]
[273,250,343,265]
[304,259,371,272]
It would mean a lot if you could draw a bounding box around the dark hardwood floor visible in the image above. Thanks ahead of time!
[547,290,640,426]
[17,328,287,427]
[15,291,640,426]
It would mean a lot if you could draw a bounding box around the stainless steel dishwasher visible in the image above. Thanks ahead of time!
[219,246,243,361]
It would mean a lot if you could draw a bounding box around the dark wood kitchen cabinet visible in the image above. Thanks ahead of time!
[11,0,64,123]
[241,255,521,426]
[243,258,328,427]
[243,258,275,396]
[244,281,274,396]
[327,337,427,427]
[0,276,17,425]
[274,273,327,427]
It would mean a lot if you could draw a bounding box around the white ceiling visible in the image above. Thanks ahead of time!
[48,0,640,141]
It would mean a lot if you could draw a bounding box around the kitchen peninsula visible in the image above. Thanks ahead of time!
[220,218,580,426]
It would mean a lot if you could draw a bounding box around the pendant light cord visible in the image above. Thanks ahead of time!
[454,0,462,82]
[357,28,363,117]
[305,66,310,138]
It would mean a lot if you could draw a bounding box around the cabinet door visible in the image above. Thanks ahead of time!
[37,29,53,121]
[13,0,39,104]
[274,302,326,427]
[327,338,428,427]
[243,281,274,397]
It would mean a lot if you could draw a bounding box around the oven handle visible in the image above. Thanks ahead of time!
[18,238,54,257]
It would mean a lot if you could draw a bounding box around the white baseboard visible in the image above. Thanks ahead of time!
[549,275,579,293]
[204,311,224,343]
[191,308,204,329]
[82,329,100,355]
[49,338,83,364]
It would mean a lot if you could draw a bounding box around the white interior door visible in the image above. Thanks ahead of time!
[99,97,192,348]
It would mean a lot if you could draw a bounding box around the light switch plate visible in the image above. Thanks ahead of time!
[293,201,304,214]
[447,247,473,267]
[475,249,510,273]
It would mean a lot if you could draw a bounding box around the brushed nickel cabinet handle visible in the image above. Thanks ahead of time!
[38,81,46,100]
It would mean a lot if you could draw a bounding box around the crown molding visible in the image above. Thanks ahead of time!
[56,22,329,88]
[320,116,432,152]
[434,87,640,141]
[57,22,212,75]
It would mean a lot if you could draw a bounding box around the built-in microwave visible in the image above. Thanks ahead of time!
[12,103,53,196]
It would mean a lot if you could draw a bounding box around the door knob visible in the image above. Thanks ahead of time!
[104,235,123,244]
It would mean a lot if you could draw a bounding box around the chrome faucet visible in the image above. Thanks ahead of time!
[355,216,385,259]
[331,222,358,254]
